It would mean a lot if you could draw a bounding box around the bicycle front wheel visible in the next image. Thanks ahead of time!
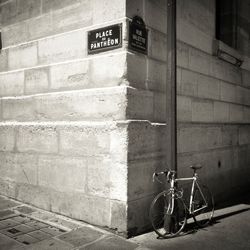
[192,183,214,227]
[149,191,187,238]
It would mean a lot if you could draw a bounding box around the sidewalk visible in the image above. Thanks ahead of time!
[0,194,250,250]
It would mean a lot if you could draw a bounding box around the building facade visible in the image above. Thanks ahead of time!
[0,0,249,237]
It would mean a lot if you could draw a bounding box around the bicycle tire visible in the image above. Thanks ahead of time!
[149,190,187,238]
[192,183,214,227]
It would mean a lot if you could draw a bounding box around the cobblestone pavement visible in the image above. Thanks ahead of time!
[0,194,250,250]
[0,195,138,250]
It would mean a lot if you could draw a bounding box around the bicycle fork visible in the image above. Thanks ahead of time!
[164,179,178,233]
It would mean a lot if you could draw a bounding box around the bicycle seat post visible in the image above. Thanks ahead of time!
[189,164,202,177]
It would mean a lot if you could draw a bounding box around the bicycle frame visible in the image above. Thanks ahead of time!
[169,174,208,215]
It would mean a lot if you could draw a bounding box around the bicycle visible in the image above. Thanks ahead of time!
[149,164,214,238]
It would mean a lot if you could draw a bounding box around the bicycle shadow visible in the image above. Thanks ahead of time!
[157,207,250,239]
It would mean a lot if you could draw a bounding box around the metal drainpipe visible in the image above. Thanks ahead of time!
[166,0,177,175]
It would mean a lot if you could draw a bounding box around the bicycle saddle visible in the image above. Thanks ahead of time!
[189,164,202,170]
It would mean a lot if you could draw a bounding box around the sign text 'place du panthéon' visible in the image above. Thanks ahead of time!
[88,24,122,54]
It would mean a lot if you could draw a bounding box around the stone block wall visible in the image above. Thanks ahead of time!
[175,0,250,203]
[0,0,250,237]
[0,0,131,234]
[124,0,250,235]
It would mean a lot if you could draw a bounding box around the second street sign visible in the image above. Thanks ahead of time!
[129,16,148,54]
[88,24,122,54]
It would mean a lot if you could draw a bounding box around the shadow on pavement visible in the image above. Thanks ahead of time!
[156,206,250,240]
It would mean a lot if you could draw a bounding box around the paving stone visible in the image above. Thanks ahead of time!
[48,217,82,230]
[41,226,66,236]
[0,197,19,210]
[28,230,52,241]
[81,236,138,250]
[12,215,34,224]
[1,224,34,237]
[29,211,56,221]
[0,233,24,250]
[15,206,36,214]
[22,238,73,250]
[0,210,16,220]
[57,226,103,247]
[25,221,48,230]
[0,219,20,229]
[14,234,40,245]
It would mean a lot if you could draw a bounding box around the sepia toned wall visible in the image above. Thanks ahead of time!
[0,0,250,237]
[0,0,130,235]
[175,0,250,204]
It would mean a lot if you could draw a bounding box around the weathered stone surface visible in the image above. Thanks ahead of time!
[110,200,127,232]
[127,195,153,236]
[178,0,215,36]
[0,178,16,198]
[22,238,73,250]
[1,21,29,47]
[192,99,213,122]
[127,121,166,161]
[179,68,198,96]
[197,74,220,100]
[50,191,111,226]
[189,47,210,75]
[153,92,166,122]
[178,125,222,153]
[0,49,8,72]
[89,53,127,87]
[87,157,113,199]
[229,104,244,123]
[177,19,213,54]
[126,0,144,20]
[82,236,138,250]
[16,126,58,154]
[28,13,53,42]
[0,125,15,152]
[51,1,92,34]
[92,0,125,24]
[38,155,87,192]
[127,88,154,121]
[239,126,250,145]
[0,233,24,250]
[148,30,167,62]
[146,58,166,92]
[8,42,38,70]
[242,69,250,88]
[57,226,103,247]
[177,95,192,121]
[214,101,230,122]
[177,41,189,68]
[25,67,49,94]
[2,87,127,121]
[59,125,110,157]
[50,60,89,91]
[144,0,167,34]
[0,195,19,210]
[2,96,36,121]
[220,82,236,103]
[243,107,250,123]
[0,152,37,185]
[0,0,41,26]
[15,183,51,211]
[128,157,164,201]
[38,30,86,64]
[0,71,24,97]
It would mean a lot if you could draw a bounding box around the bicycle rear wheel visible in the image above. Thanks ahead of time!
[192,183,214,227]
[149,191,187,238]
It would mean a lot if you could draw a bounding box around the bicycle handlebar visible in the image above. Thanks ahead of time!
[153,170,176,183]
